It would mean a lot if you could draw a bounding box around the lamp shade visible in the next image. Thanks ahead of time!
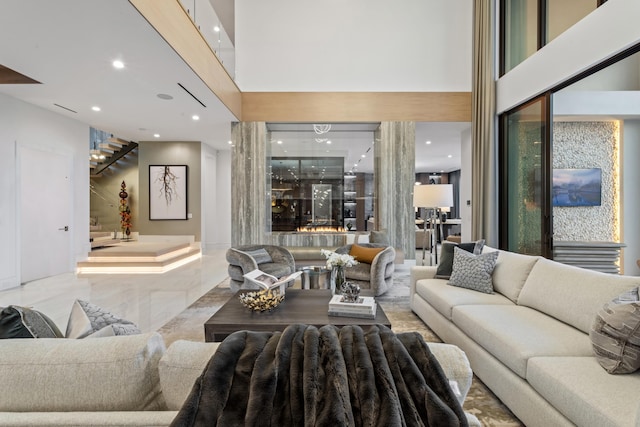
[413,184,453,208]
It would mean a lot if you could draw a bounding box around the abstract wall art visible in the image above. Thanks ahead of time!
[149,165,188,220]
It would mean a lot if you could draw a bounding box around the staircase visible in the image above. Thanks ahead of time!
[77,241,202,274]
[90,137,138,177]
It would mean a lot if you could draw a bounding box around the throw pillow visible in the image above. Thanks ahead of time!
[349,244,385,264]
[448,247,498,294]
[369,230,391,246]
[435,240,485,279]
[65,300,141,339]
[590,287,640,374]
[0,305,63,339]
[244,248,273,265]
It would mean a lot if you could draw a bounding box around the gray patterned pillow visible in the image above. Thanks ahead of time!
[448,247,498,294]
[245,248,273,264]
[65,300,140,339]
[590,287,640,374]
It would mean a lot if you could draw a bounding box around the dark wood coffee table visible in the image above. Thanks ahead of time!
[204,289,391,342]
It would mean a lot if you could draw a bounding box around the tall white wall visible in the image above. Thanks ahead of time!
[622,120,640,276]
[235,0,472,91]
[213,150,232,249]
[202,144,218,250]
[0,93,89,289]
[497,0,640,113]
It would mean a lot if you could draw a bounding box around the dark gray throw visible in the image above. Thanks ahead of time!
[170,324,468,427]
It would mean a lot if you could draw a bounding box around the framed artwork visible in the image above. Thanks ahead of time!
[552,168,602,207]
[149,165,188,220]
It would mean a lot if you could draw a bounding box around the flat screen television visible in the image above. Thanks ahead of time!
[552,168,602,207]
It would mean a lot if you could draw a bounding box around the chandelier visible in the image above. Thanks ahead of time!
[313,124,331,135]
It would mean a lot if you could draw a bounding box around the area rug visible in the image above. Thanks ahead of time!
[157,272,523,426]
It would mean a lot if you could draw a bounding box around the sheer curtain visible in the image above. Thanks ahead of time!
[471,0,498,245]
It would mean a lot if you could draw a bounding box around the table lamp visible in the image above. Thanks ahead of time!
[413,184,453,265]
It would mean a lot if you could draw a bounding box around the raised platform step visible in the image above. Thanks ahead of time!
[77,242,201,274]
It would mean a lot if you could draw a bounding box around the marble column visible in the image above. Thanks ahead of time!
[375,122,416,259]
[230,122,269,245]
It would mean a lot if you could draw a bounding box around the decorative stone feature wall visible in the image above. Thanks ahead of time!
[553,121,619,242]
[231,121,417,257]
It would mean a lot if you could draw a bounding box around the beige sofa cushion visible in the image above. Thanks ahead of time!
[452,305,593,378]
[415,278,513,321]
[159,340,221,410]
[0,332,166,412]
[518,258,640,333]
[0,411,177,427]
[528,357,640,427]
[491,250,541,303]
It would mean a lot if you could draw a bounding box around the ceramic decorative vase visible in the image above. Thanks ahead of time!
[331,265,346,295]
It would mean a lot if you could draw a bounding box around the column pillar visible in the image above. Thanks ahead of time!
[374,122,416,259]
[230,122,269,245]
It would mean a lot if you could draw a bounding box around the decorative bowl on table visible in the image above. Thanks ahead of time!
[239,289,284,312]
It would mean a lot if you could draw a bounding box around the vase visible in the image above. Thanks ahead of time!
[331,265,346,295]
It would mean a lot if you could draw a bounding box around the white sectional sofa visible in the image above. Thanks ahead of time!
[0,331,480,426]
[410,247,640,427]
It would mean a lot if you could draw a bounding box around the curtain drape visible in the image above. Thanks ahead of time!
[471,0,498,245]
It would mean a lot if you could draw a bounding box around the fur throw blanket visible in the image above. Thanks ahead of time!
[171,324,468,427]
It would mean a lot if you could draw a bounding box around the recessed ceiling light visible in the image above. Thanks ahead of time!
[157,93,173,100]
[192,115,200,121]
[326,140,332,144]
[112,60,125,69]
[213,26,220,32]
[448,154,453,158]
[440,170,445,173]
[91,106,101,112]
[153,134,160,138]
[426,140,432,144]
[277,140,283,144]
[228,140,233,145]
[361,154,366,158]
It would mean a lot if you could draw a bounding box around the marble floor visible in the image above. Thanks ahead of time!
[0,249,229,334]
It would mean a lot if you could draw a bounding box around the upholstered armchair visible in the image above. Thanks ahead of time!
[335,243,395,296]
[226,245,296,292]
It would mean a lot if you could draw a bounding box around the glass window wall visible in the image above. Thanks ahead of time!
[500,97,550,256]
[267,123,377,233]
[503,0,539,74]
[502,0,603,75]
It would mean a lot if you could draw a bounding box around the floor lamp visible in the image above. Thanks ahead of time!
[413,184,454,266]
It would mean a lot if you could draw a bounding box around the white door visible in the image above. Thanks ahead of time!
[20,146,73,283]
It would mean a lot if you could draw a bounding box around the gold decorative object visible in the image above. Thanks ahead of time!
[239,289,284,312]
